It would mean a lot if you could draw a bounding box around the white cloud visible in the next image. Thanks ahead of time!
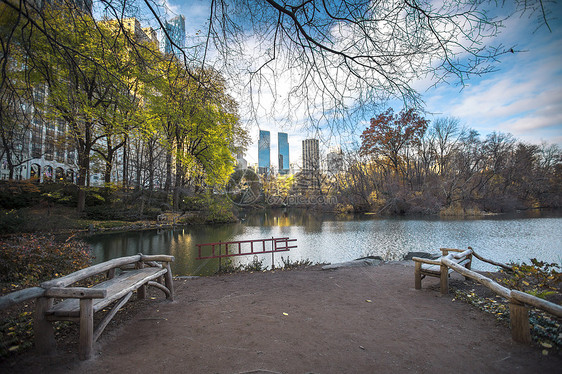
[424,7,562,145]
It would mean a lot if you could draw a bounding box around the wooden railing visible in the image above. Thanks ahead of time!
[440,248,562,343]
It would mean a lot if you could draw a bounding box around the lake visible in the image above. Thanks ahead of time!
[85,209,562,275]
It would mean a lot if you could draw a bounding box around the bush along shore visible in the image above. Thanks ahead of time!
[0,181,240,236]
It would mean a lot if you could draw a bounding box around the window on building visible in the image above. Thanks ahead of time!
[31,119,42,158]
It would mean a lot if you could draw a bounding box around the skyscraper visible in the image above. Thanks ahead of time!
[164,15,186,57]
[278,132,289,175]
[258,130,270,174]
[326,146,343,174]
[302,139,319,171]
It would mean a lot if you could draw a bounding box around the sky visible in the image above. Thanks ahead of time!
[160,0,562,168]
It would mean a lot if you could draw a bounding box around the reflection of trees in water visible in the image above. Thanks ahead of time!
[242,208,326,231]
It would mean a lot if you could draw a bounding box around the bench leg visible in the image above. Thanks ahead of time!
[414,262,422,290]
[79,298,94,360]
[34,297,56,355]
[164,262,174,301]
[440,265,449,295]
[137,284,146,300]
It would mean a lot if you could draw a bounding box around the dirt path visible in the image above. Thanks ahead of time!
[3,262,560,373]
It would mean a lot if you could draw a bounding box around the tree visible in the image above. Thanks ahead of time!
[360,108,429,172]
[0,4,37,180]
[145,57,248,209]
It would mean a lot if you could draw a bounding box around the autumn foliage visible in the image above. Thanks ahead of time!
[360,108,429,171]
[0,235,93,288]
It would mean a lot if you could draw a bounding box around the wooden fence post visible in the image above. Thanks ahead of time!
[510,300,531,344]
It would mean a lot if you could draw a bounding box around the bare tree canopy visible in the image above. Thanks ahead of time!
[1,0,557,132]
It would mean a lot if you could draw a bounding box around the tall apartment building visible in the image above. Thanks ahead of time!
[164,15,186,57]
[278,132,289,175]
[113,18,159,49]
[326,146,343,174]
[302,139,319,171]
[258,130,270,174]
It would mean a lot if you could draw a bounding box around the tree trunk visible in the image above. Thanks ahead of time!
[76,139,91,213]
[164,148,172,193]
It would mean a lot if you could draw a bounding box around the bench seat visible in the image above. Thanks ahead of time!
[46,267,167,318]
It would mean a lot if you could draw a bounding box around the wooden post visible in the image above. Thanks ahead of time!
[107,268,116,279]
[79,298,94,360]
[414,261,422,289]
[34,297,56,355]
[164,262,174,301]
[464,253,473,280]
[440,264,449,295]
[510,300,531,344]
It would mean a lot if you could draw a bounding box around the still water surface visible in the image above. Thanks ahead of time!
[85,209,562,275]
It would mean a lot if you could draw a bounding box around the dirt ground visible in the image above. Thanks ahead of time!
[1,262,560,374]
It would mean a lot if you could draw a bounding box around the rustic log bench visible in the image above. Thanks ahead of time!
[413,248,473,294]
[34,254,174,360]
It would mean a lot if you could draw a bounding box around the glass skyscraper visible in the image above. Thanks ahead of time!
[278,132,289,174]
[258,130,270,174]
[164,15,185,57]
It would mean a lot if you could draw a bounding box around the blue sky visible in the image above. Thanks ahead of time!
[161,1,562,167]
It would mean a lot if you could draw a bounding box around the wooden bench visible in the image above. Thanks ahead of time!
[413,248,473,295]
[34,254,174,360]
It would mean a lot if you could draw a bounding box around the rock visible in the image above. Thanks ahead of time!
[175,276,200,280]
[403,252,440,260]
[322,258,382,270]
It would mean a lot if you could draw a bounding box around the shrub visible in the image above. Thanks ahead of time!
[182,195,207,211]
[499,258,560,299]
[0,210,25,235]
[280,256,313,269]
[142,207,162,220]
[0,181,41,209]
[0,234,93,287]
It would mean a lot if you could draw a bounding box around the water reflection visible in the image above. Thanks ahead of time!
[85,209,562,275]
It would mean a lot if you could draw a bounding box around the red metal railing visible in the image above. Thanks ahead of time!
[196,237,297,260]
[196,237,297,270]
